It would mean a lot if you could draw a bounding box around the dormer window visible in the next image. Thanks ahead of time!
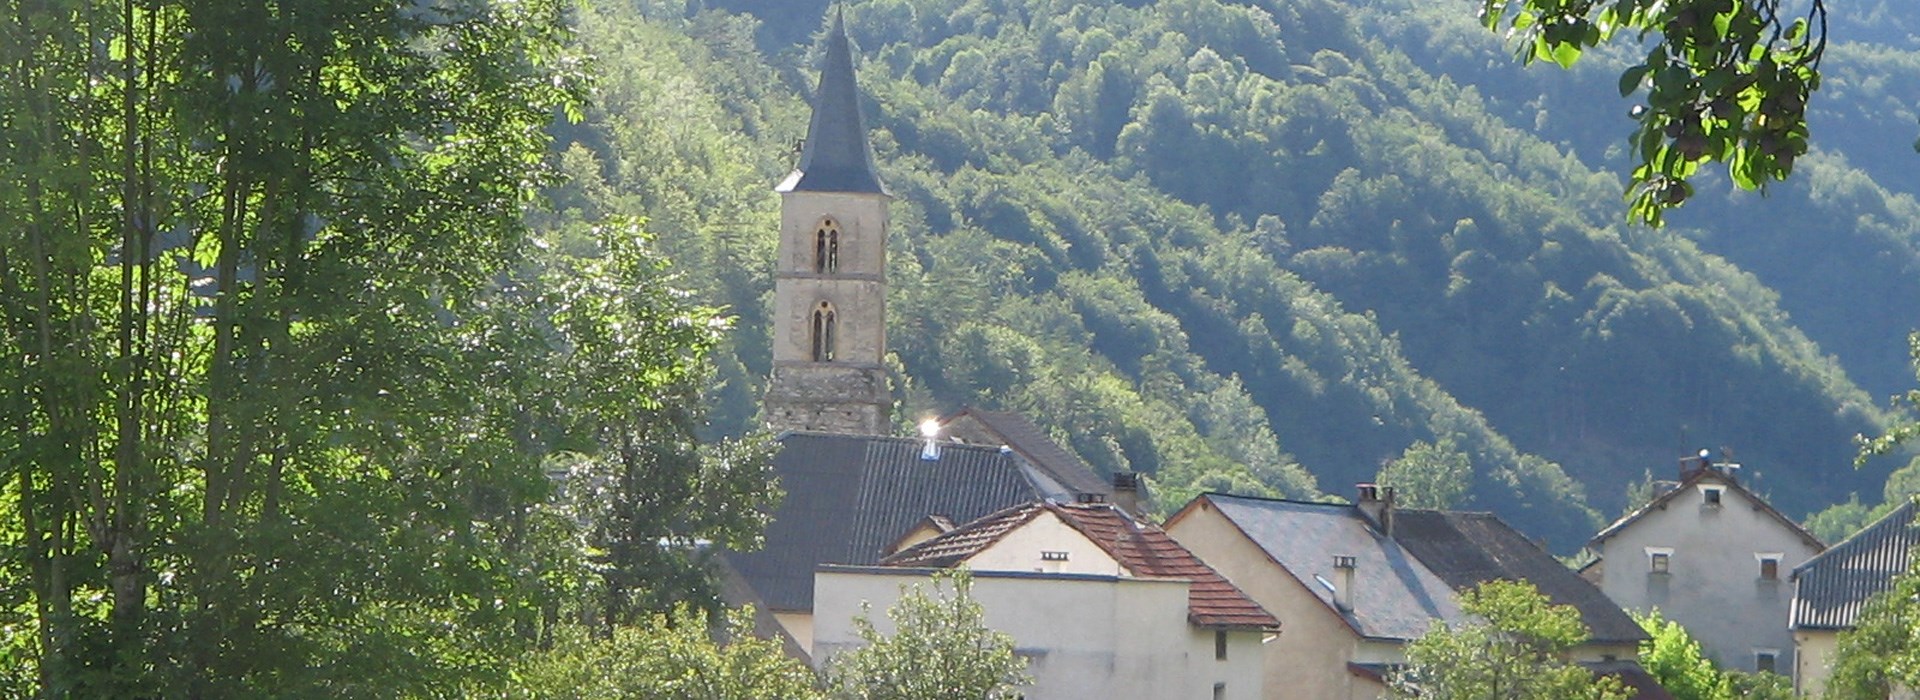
[810,302,837,362]
[813,219,842,273]
[1700,485,1724,507]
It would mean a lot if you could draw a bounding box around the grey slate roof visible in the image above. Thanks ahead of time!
[723,432,1046,613]
[1791,498,1920,630]
[1194,493,1646,644]
[940,407,1111,498]
[776,11,887,195]
[1394,510,1646,643]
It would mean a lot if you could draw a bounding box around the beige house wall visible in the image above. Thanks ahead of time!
[964,511,1124,576]
[1167,504,1367,700]
[812,569,1264,700]
[1592,478,1820,674]
[774,611,814,656]
[1794,629,1839,697]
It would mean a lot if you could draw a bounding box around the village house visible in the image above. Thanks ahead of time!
[1165,487,1659,700]
[813,501,1276,699]
[1582,454,1824,676]
[1789,498,1919,696]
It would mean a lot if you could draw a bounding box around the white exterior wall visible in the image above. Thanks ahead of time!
[1593,476,1821,674]
[813,569,1263,700]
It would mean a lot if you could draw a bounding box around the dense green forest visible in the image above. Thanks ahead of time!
[564,0,1919,549]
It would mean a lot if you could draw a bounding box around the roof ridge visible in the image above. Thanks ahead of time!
[879,501,1044,566]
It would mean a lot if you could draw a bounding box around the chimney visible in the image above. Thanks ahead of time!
[1111,472,1144,517]
[1332,555,1357,612]
[1356,483,1395,536]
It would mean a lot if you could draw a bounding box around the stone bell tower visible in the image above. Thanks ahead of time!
[763,10,892,435]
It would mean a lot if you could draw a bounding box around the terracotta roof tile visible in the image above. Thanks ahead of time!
[883,501,1278,629]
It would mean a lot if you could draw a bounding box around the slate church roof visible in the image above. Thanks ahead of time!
[724,431,1068,613]
[777,10,887,195]
[883,501,1279,629]
[1177,493,1646,644]
[939,407,1112,499]
[1791,498,1920,631]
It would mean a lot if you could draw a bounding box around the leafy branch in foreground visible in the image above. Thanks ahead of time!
[1478,0,1826,225]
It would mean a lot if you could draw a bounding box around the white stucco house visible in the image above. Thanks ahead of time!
[1582,454,1825,676]
[811,501,1277,700]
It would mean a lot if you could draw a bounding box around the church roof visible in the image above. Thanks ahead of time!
[777,10,888,196]
[939,407,1111,498]
[723,432,1050,613]
[882,501,1280,629]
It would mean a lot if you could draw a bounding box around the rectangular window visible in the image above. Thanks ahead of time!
[1650,552,1671,574]
[1756,650,1778,673]
[1213,682,1227,700]
[1702,487,1724,506]
[1759,557,1780,580]
[1215,630,1228,660]
[1040,550,1069,562]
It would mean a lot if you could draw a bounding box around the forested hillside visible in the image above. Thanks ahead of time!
[555,0,1918,548]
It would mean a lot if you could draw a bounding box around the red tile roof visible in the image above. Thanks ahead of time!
[882,501,1279,630]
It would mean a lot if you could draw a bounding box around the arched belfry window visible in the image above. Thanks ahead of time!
[810,301,837,362]
[813,219,841,273]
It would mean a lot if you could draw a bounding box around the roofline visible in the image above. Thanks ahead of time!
[878,501,1045,567]
[776,429,1027,457]
[1171,493,1368,638]
[1792,497,1916,578]
[820,563,1139,584]
[1194,490,1507,519]
[1588,468,1824,552]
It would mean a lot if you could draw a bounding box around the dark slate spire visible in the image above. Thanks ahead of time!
[777,8,888,195]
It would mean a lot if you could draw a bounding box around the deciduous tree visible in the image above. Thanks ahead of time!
[1391,580,1629,700]
[825,571,1030,700]
[1477,0,1828,224]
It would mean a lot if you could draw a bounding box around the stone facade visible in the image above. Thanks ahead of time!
[761,18,894,436]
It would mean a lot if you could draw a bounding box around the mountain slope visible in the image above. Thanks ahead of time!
[548,0,1915,548]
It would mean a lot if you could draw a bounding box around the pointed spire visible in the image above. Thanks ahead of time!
[777,7,888,195]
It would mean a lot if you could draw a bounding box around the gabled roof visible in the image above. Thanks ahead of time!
[883,501,1279,629]
[1589,467,1823,552]
[1394,510,1646,643]
[880,504,1040,569]
[1791,498,1920,630]
[939,407,1111,498]
[776,10,887,195]
[724,432,1050,613]
[1180,493,1645,643]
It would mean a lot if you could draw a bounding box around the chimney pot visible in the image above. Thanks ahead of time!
[1332,555,1357,612]
[1356,483,1395,536]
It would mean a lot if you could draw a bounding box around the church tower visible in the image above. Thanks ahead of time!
[763,11,892,435]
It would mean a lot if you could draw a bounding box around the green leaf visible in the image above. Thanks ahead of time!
[1619,65,1650,97]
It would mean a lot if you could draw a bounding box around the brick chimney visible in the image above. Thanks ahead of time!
[1356,483,1395,537]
